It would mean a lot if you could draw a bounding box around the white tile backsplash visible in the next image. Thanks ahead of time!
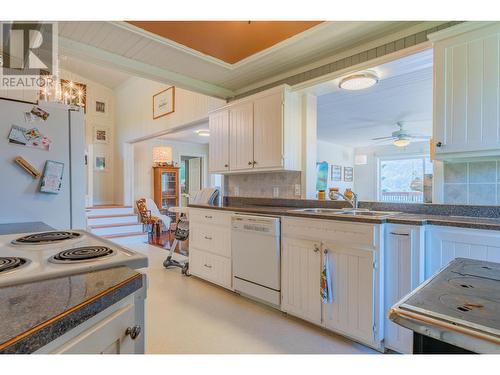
[443,160,500,205]
[224,171,302,199]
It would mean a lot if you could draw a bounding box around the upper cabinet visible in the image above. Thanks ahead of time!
[431,22,500,158]
[229,101,254,171]
[208,85,301,174]
[208,109,230,173]
[253,91,284,169]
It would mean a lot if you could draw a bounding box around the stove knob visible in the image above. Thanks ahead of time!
[125,325,141,340]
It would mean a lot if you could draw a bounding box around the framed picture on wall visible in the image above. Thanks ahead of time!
[153,86,175,119]
[92,97,110,118]
[93,125,110,144]
[344,167,353,182]
[331,165,342,181]
[94,154,108,172]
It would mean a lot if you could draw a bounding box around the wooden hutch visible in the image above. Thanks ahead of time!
[153,166,180,222]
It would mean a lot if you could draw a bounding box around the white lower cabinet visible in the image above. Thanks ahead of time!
[281,217,383,350]
[384,225,424,354]
[323,244,376,345]
[425,225,500,278]
[281,238,322,325]
[189,248,232,289]
[189,208,233,290]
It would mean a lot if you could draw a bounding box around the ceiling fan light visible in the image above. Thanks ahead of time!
[393,138,410,147]
[339,72,378,91]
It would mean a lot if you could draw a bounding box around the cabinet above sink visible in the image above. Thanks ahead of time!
[208,85,301,174]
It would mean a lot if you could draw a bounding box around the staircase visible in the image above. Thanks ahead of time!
[85,205,148,245]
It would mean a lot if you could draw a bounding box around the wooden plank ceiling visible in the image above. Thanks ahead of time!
[126,21,322,64]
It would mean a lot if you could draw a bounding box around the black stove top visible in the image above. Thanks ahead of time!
[49,246,115,263]
[0,257,29,274]
[12,231,82,245]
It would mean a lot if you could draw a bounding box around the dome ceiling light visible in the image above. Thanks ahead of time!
[196,129,210,137]
[339,72,378,91]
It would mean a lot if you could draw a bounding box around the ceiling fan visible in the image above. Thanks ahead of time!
[372,122,430,147]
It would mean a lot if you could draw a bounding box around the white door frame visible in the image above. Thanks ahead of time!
[123,142,135,207]
[86,144,94,208]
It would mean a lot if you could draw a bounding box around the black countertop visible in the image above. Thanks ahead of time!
[189,204,500,231]
[0,266,143,354]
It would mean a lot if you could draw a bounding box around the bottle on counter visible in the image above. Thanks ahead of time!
[329,187,339,200]
[343,188,354,201]
[318,190,326,200]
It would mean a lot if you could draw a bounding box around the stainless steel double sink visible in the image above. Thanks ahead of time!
[287,208,399,218]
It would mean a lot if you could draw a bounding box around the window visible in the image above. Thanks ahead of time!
[378,156,433,203]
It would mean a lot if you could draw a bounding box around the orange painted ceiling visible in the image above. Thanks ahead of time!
[126,21,323,64]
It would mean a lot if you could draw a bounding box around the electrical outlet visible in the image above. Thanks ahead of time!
[273,187,280,197]
[234,186,239,196]
[294,184,301,196]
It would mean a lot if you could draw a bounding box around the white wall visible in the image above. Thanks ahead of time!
[59,69,116,205]
[114,76,225,204]
[133,138,209,203]
[353,141,430,201]
[317,140,354,194]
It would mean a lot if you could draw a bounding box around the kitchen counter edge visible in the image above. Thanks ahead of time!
[188,204,500,231]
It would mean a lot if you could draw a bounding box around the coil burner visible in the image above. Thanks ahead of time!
[49,246,115,264]
[0,257,30,274]
[12,231,82,245]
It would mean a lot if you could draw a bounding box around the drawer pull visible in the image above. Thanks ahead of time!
[204,264,212,269]
[204,235,213,240]
[204,215,213,219]
[390,232,409,236]
[125,325,141,340]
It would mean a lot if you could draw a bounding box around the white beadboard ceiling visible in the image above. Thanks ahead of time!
[57,21,425,97]
[317,50,433,148]
[59,54,131,88]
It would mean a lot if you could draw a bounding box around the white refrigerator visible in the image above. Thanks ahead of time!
[0,98,86,229]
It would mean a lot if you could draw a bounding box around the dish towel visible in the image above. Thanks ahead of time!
[321,252,333,304]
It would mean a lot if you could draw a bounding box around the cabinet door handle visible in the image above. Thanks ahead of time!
[324,249,328,254]
[436,141,442,148]
[253,161,257,165]
[204,235,212,240]
[390,232,409,236]
[125,325,141,340]
[248,161,253,165]
[224,164,229,168]
[204,215,213,219]
[204,264,212,269]
[313,245,320,253]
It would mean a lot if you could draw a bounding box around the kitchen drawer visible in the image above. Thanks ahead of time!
[189,208,232,226]
[282,217,379,250]
[50,304,136,354]
[190,222,231,257]
[189,248,232,289]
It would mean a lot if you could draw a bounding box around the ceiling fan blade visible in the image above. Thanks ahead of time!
[409,135,431,139]
[371,136,394,141]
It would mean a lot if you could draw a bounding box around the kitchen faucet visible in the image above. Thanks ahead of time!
[334,191,359,209]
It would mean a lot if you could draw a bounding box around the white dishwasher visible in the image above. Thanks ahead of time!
[231,214,281,307]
